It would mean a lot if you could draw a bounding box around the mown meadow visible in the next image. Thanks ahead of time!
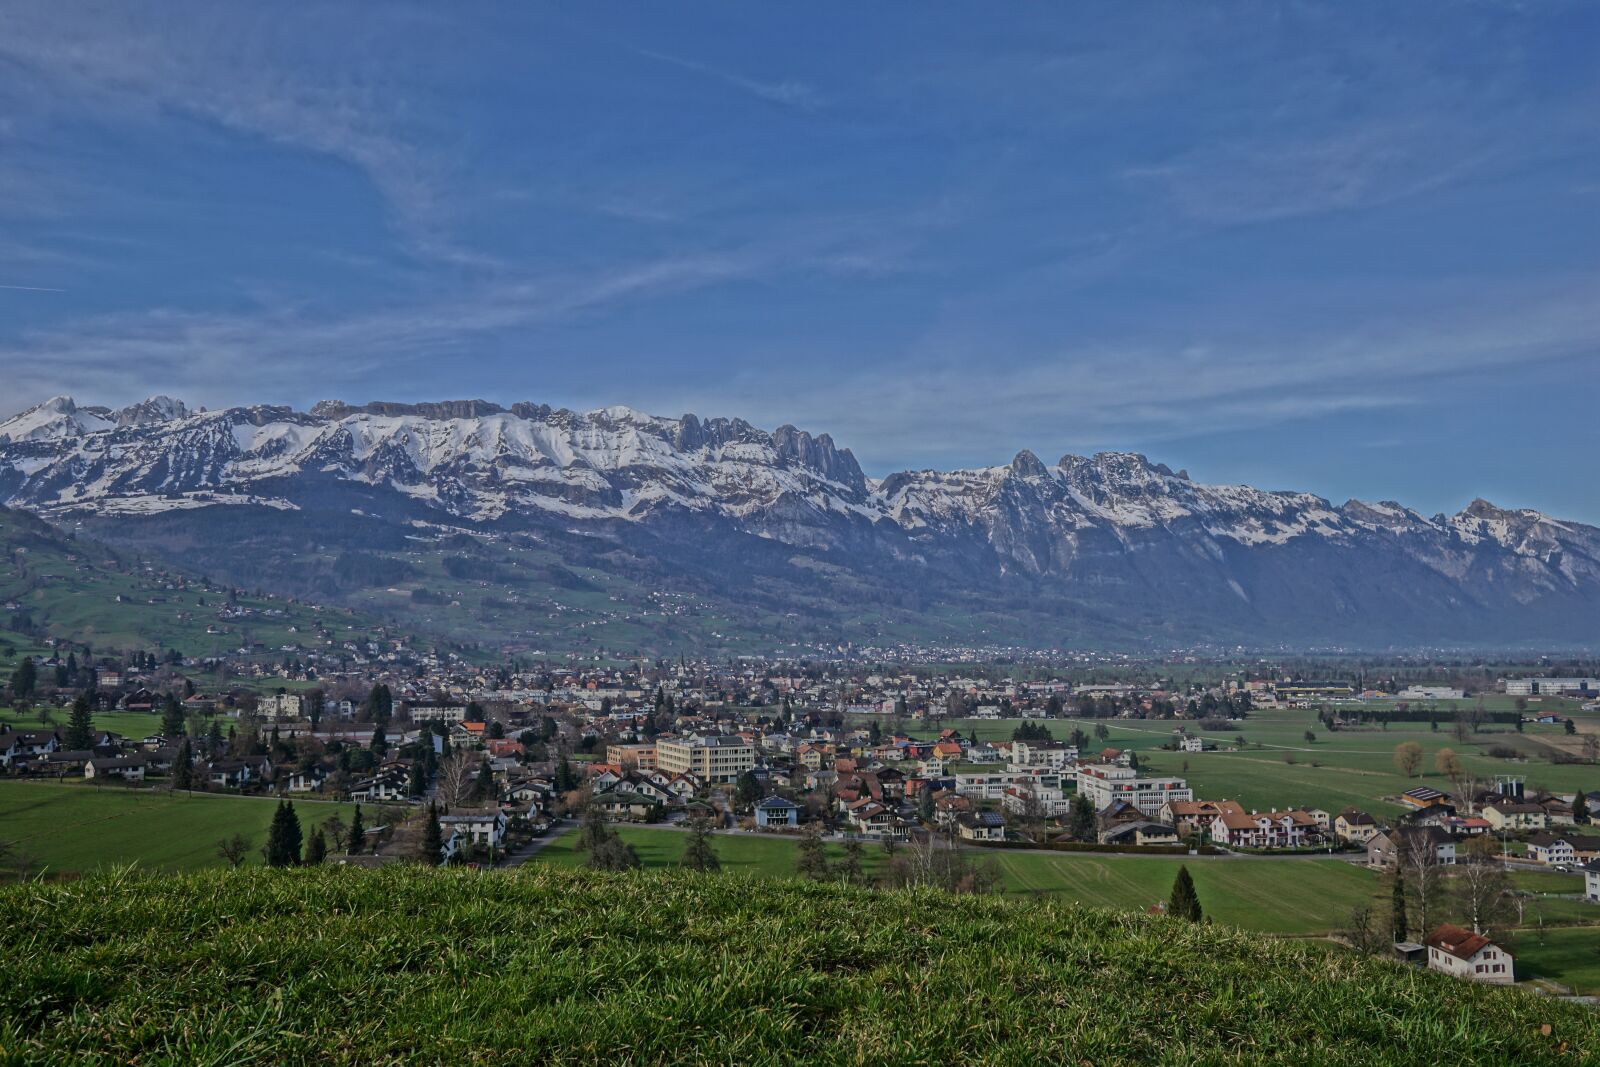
[2,864,1597,1065]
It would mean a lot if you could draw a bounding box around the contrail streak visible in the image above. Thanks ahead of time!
[0,284,65,292]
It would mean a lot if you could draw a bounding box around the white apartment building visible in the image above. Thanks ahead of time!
[1001,781,1072,818]
[257,693,302,720]
[1077,764,1192,816]
[955,769,1062,802]
[1505,677,1600,697]
[1007,740,1078,770]
[407,704,468,723]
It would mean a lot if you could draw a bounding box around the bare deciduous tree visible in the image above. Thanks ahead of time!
[1341,904,1390,956]
[1394,742,1423,778]
[1453,837,1513,935]
[436,751,477,808]
[1400,831,1441,935]
[216,833,252,868]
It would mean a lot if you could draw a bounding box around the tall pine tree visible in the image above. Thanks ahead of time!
[263,799,303,867]
[421,802,444,866]
[171,738,193,791]
[1390,869,1408,943]
[10,656,36,699]
[304,826,328,865]
[1168,865,1202,922]
[64,694,95,751]
[161,694,186,737]
[346,803,366,855]
[1574,791,1590,826]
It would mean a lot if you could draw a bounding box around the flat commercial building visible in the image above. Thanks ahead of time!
[655,736,756,784]
[1505,678,1600,697]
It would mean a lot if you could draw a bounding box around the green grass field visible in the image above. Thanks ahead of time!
[0,780,354,876]
[3,865,1597,1065]
[904,708,1600,815]
[1505,926,1600,995]
[535,825,852,879]
[537,826,1381,934]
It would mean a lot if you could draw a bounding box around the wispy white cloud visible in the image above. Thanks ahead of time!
[632,48,823,111]
[0,3,478,264]
[640,276,1600,470]
[0,222,906,410]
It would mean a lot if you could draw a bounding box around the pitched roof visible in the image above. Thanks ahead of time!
[1423,923,1495,961]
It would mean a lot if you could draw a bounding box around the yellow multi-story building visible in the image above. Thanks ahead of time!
[606,742,657,770]
[655,736,756,784]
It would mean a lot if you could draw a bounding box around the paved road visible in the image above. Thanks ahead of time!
[497,818,573,867]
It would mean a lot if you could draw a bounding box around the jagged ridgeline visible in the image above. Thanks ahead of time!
[2,395,1598,650]
[0,865,1596,1064]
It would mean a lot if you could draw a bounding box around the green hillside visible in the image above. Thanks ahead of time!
[0,781,356,876]
[2,866,1595,1065]
[0,504,394,658]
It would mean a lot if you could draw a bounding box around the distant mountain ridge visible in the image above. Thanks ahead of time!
[2,394,1596,649]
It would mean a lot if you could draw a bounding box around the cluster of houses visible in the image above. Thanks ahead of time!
[0,723,274,788]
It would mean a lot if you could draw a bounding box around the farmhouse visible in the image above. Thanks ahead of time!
[1366,827,1456,868]
[84,755,147,781]
[1423,924,1514,985]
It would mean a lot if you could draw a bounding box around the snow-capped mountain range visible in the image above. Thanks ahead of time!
[2,395,1596,647]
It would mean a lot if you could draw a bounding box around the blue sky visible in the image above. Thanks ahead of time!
[2,1,1598,520]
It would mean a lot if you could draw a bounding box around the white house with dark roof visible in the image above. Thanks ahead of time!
[1423,924,1513,985]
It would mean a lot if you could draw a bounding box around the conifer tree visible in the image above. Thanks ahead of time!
[10,656,36,699]
[1391,868,1408,943]
[346,803,366,855]
[1068,793,1097,841]
[1574,791,1590,826]
[1168,865,1202,922]
[475,759,494,801]
[64,694,95,751]
[554,757,578,793]
[161,694,186,737]
[171,738,193,791]
[264,799,303,867]
[304,826,328,865]
[420,802,444,866]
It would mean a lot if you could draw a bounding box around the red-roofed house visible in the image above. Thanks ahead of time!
[1423,924,1513,984]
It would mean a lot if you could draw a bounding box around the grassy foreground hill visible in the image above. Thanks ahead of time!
[2,867,1596,1065]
